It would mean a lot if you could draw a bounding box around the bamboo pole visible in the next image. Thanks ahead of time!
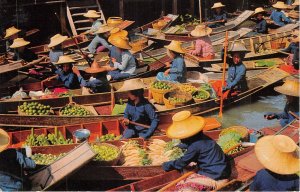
[219,31,229,118]
[199,0,202,23]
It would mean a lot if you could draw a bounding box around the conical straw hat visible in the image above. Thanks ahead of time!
[109,36,132,50]
[0,128,10,153]
[4,26,21,39]
[190,25,212,37]
[54,55,75,65]
[292,0,300,6]
[9,38,30,48]
[108,28,128,42]
[211,2,225,9]
[164,40,185,54]
[83,10,101,18]
[95,25,114,34]
[117,78,147,92]
[166,111,206,139]
[255,135,300,174]
[228,42,250,54]
[274,79,299,97]
[48,34,68,48]
[253,7,266,16]
[85,60,107,73]
[272,1,288,9]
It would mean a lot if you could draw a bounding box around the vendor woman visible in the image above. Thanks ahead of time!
[270,1,291,27]
[156,40,187,83]
[162,111,231,191]
[119,79,159,139]
[250,135,299,191]
[208,2,227,28]
[189,25,215,60]
[10,38,37,62]
[4,26,21,53]
[82,10,102,36]
[246,7,268,37]
[264,79,299,127]
[48,34,68,63]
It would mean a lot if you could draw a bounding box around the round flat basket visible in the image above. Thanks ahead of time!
[150,81,176,104]
[192,89,210,103]
[219,126,249,141]
[91,143,121,166]
[59,102,94,116]
[163,90,193,109]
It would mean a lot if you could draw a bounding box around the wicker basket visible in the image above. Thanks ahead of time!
[219,126,249,141]
[17,106,54,116]
[150,81,176,104]
[192,89,210,103]
[129,38,148,52]
[163,90,193,109]
[91,143,121,166]
[59,102,94,116]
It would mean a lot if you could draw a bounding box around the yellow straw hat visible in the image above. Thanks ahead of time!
[83,10,101,18]
[108,28,128,42]
[0,128,10,153]
[164,40,185,54]
[272,1,288,9]
[166,111,206,139]
[228,41,250,54]
[255,135,300,175]
[117,78,147,92]
[54,55,75,65]
[48,34,68,48]
[292,0,300,6]
[253,7,266,16]
[95,25,114,34]
[190,25,212,37]
[4,26,21,39]
[109,36,132,50]
[274,79,299,97]
[211,2,226,9]
[85,60,107,74]
[9,38,30,48]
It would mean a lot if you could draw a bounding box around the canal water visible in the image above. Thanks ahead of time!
[209,94,286,130]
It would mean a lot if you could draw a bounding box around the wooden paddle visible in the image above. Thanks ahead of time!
[219,31,229,118]
[158,171,196,192]
[289,111,299,120]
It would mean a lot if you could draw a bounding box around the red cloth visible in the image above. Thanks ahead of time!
[53,88,68,94]
[211,80,239,99]
[279,64,300,75]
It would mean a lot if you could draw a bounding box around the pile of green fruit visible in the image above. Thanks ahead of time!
[227,145,244,155]
[60,105,91,116]
[31,153,66,165]
[91,144,119,162]
[58,92,74,98]
[25,127,73,146]
[18,102,51,115]
[200,83,212,91]
[178,84,197,95]
[193,90,210,100]
[168,97,186,103]
[217,132,243,152]
[96,134,122,142]
[152,81,172,90]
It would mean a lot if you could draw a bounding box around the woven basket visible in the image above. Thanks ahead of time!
[192,89,210,103]
[59,102,94,116]
[91,143,121,166]
[219,126,249,141]
[17,106,54,116]
[163,90,193,109]
[129,38,148,52]
[150,81,176,104]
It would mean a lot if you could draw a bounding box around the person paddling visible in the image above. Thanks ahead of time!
[208,2,227,28]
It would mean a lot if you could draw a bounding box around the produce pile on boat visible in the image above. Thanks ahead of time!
[178,84,197,94]
[96,134,122,142]
[31,153,66,165]
[168,97,187,103]
[151,81,173,90]
[18,102,52,115]
[91,144,120,162]
[217,130,243,152]
[60,104,91,116]
[193,90,210,100]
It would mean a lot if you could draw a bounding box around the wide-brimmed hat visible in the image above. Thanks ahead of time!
[4,26,21,39]
[166,111,206,139]
[85,60,107,74]
[274,79,299,97]
[95,25,114,34]
[48,34,68,48]
[0,128,10,153]
[117,78,147,92]
[164,40,185,54]
[211,2,225,9]
[253,7,266,16]
[109,36,132,50]
[108,28,128,42]
[83,10,101,18]
[292,0,299,6]
[255,135,300,174]
[190,25,212,37]
[228,42,250,54]
[272,1,288,9]
[54,55,75,65]
[9,38,30,48]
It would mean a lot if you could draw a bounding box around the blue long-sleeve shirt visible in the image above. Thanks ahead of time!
[255,19,268,34]
[250,169,299,191]
[96,37,122,66]
[78,75,110,93]
[162,132,230,180]
[209,11,227,27]
[55,69,80,89]
[270,10,291,26]
[113,50,136,75]
[49,49,63,63]
[169,56,187,83]
[275,101,299,127]
[124,98,159,138]
[283,42,299,55]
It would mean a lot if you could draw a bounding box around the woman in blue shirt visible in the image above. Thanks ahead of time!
[250,135,299,191]
[87,25,113,54]
[48,34,68,63]
[82,10,102,36]
[162,111,230,191]
[208,2,227,28]
[270,1,291,27]
[119,79,159,139]
[156,40,187,83]
[246,7,268,37]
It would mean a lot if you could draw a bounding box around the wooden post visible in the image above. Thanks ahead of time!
[172,0,178,15]
[119,0,124,18]
[59,3,67,34]
[190,0,195,15]
[161,0,166,16]
[199,0,202,23]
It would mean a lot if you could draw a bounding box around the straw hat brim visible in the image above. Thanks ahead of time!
[274,86,299,97]
[83,13,101,18]
[190,27,212,37]
[166,116,205,139]
[10,41,30,49]
[117,79,147,92]
[253,10,266,16]
[95,26,114,34]
[0,129,10,153]
[4,29,21,39]
[109,39,132,50]
[272,4,288,9]
[211,4,225,9]
[85,67,107,74]
[48,36,68,48]
[164,44,185,54]
[255,135,300,174]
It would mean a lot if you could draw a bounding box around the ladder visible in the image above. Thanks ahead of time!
[66,0,106,36]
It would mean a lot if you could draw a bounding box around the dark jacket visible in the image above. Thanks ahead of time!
[13,48,38,62]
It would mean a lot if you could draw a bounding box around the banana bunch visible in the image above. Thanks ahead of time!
[120,140,150,166]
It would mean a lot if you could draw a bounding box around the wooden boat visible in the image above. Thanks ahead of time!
[0,67,290,126]
[136,14,179,33]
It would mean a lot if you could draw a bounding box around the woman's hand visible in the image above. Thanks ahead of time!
[164,69,170,76]
[122,118,130,126]
[72,67,81,76]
